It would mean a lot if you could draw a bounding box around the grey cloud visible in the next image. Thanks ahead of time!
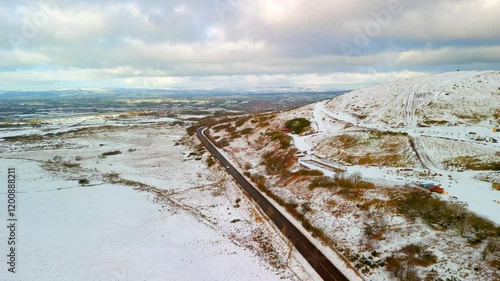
[0,0,499,90]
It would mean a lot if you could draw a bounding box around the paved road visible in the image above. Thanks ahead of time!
[197,127,350,281]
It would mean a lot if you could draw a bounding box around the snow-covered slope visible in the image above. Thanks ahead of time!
[326,71,500,129]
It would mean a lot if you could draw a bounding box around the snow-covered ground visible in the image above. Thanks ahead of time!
[0,120,312,281]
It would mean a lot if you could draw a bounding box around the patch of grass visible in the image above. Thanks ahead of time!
[401,244,438,267]
[285,118,311,134]
[265,131,291,149]
[423,119,448,125]
[482,239,500,261]
[105,172,120,180]
[455,113,488,124]
[357,152,403,166]
[493,110,500,120]
[308,175,375,192]
[444,156,500,171]
[333,134,360,149]
[61,162,81,168]
[308,176,339,189]
[394,189,499,241]
[3,134,46,142]
[240,127,253,135]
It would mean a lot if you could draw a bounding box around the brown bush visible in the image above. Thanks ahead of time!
[401,244,437,267]
[334,134,360,149]
[395,189,499,241]
[235,116,252,127]
[262,150,295,176]
[266,131,292,149]
[240,127,253,135]
[206,157,216,167]
[293,169,324,176]
[386,257,419,281]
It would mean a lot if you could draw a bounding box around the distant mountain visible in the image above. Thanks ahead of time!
[0,87,344,97]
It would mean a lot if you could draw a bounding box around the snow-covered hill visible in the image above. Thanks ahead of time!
[326,71,500,130]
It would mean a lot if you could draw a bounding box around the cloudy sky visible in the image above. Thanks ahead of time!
[1,0,499,91]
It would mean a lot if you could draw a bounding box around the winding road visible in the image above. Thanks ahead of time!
[196,127,351,281]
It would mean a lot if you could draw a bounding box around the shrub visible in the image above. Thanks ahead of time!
[240,127,253,135]
[262,151,290,175]
[293,169,324,176]
[101,150,122,157]
[285,118,311,134]
[308,176,374,191]
[334,134,360,149]
[385,257,419,281]
[78,179,89,185]
[444,156,500,171]
[266,131,291,149]
[395,190,499,241]
[206,157,216,167]
[401,244,437,267]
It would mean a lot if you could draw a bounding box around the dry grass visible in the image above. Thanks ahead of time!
[455,113,488,124]
[326,132,412,167]
[333,134,361,149]
[494,110,500,120]
[444,156,500,171]
[422,119,448,125]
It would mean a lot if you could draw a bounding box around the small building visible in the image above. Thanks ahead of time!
[493,128,499,133]
[281,128,292,133]
[493,183,500,191]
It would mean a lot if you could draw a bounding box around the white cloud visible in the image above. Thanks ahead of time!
[174,5,190,15]
[398,46,500,65]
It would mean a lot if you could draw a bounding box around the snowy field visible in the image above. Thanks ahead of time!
[0,121,311,281]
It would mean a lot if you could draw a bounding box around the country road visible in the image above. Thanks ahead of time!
[196,127,351,281]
